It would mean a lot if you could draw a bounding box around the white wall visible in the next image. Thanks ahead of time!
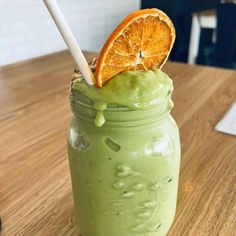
[0,0,140,66]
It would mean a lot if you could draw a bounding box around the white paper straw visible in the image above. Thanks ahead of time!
[43,0,95,85]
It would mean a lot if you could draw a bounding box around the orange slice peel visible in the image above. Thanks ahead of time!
[95,8,176,87]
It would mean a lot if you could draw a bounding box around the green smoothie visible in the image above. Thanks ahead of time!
[68,69,180,236]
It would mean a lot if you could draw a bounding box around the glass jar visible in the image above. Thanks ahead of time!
[68,91,181,236]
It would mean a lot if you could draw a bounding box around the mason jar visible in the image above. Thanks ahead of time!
[67,84,181,236]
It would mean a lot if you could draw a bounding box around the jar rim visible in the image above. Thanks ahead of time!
[70,94,173,127]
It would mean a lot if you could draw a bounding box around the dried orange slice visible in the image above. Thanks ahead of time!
[95,8,176,87]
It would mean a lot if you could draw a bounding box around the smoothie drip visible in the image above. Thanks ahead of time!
[71,69,173,127]
[93,100,107,127]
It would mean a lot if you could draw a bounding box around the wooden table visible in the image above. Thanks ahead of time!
[1,51,236,236]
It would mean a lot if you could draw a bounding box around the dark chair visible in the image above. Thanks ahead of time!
[214,3,236,68]
[141,0,221,62]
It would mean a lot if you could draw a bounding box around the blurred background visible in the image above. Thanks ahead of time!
[0,0,235,69]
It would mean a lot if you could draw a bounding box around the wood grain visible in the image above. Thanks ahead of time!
[0,51,236,236]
